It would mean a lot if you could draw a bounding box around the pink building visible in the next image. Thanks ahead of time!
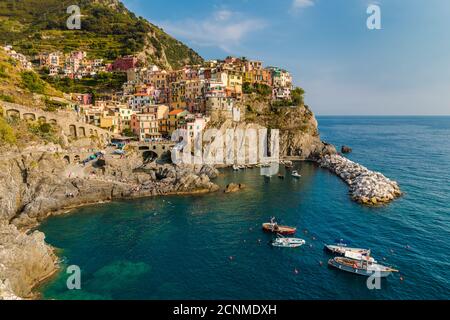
[110,56,138,72]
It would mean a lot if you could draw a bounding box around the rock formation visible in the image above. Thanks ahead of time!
[318,154,402,205]
[224,183,246,193]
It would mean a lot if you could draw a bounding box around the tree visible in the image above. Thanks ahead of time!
[291,87,305,106]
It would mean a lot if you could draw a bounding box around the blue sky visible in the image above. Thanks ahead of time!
[122,0,450,115]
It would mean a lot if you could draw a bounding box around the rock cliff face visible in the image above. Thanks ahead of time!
[0,145,219,299]
[221,95,336,161]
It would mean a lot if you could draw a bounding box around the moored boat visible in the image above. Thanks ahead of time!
[291,171,302,178]
[325,244,370,256]
[262,222,296,235]
[271,236,305,248]
[328,257,398,277]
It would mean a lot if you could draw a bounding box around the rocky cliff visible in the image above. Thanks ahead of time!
[0,144,219,299]
[214,94,336,161]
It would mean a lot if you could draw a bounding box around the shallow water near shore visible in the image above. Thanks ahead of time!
[38,116,450,300]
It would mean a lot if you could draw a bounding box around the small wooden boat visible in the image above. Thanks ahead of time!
[271,235,305,248]
[262,222,297,235]
[291,171,302,178]
[325,244,370,256]
[284,161,293,168]
[328,257,398,277]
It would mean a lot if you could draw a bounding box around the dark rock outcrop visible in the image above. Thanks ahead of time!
[341,146,353,154]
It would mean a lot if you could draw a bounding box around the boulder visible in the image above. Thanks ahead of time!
[341,146,353,154]
[224,183,245,193]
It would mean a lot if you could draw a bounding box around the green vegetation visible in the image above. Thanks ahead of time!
[0,50,63,107]
[272,87,305,108]
[243,82,272,96]
[0,94,15,103]
[44,98,68,112]
[121,128,135,138]
[0,0,203,68]
[0,116,16,144]
[21,71,46,94]
[41,72,127,94]
[27,121,59,144]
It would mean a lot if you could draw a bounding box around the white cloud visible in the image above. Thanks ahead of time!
[159,10,267,53]
[292,0,315,10]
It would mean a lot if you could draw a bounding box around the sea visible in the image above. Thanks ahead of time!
[38,116,450,300]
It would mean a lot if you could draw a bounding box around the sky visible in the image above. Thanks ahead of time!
[122,0,450,115]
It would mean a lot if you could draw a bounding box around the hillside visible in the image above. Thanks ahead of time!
[0,0,204,69]
[0,49,63,106]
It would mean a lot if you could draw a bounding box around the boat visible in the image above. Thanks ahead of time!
[343,250,377,263]
[328,256,398,277]
[262,222,297,235]
[233,165,240,171]
[271,235,306,248]
[284,161,294,168]
[291,171,302,178]
[325,244,370,256]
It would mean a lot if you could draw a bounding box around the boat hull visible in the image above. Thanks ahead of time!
[325,245,370,256]
[271,239,305,248]
[262,223,296,235]
[328,259,392,277]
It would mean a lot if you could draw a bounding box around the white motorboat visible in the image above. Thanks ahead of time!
[291,171,302,178]
[271,236,306,248]
[325,244,370,256]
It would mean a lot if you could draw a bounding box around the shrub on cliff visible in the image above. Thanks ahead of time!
[0,116,16,144]
[27,122,59,144]
[21,71,46,94]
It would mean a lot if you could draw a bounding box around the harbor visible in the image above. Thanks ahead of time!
[34,116,450,300]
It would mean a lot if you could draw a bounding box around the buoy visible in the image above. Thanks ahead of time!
[312,237,316,240]
[319,261,323,266]
[309,244,313,248]
[400,276,404,281]
[229,256,234,261]
[294,268,299,274]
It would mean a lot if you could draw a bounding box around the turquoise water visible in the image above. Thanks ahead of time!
[39,117,450,300]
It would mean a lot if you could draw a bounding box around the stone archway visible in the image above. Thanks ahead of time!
[23,113,36,121]
[49,119,57,125]
[69,125,77,137]
[78,127,86,137]
[63,155,71,164]
[38,116,46,123]
[6,109,20,119]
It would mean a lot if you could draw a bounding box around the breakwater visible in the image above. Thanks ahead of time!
[318,154,402,205]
